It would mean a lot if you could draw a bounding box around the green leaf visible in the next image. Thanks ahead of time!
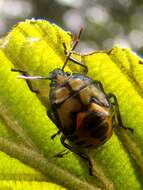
[0,19,143,189]
[0,180,66,190]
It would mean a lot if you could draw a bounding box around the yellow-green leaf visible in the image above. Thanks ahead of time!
[0,180,66,190]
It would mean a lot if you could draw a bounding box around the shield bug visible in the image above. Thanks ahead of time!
[12,29,133,175]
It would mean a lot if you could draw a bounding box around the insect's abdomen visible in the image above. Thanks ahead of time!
[69,102,114,148]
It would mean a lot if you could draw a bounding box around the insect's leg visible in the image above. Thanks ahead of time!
[11,68,39,93]
[54,149,69,158]
[68,56,88,73]
[51,130,61,140]
[47,109,61,140]
[47,110,54,121]
[62,43,88,73]
[61,135,94,176]
[62,28,88,73]
[108,93,133,132]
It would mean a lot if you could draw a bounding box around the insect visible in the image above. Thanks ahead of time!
[12,29,133,175]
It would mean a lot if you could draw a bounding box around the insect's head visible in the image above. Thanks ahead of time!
[48,68,71,85]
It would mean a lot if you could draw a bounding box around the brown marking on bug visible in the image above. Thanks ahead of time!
[90,102,110,116]
[90,85,109,106]
[76,112,86,129]
[83,111,104,131]
[55,87,70,104]
[90,122,109,139]
[56,75,68,85]
[79,86,92,104]
[58,97,82,131]
[69,78,85,91]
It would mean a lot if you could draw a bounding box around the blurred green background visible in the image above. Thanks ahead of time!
[1,0,143,54]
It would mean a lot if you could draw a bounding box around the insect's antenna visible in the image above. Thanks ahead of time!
[11,68,51,80]
[17,75,51,80]
[62,27,83,70]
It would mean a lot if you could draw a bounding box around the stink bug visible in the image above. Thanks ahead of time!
[12,29,133,175]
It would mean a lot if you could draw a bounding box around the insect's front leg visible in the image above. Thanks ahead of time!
[62,42,88,73]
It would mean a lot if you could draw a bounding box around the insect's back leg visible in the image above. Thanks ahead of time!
[60,135,94,176]
[108,93,133,132]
